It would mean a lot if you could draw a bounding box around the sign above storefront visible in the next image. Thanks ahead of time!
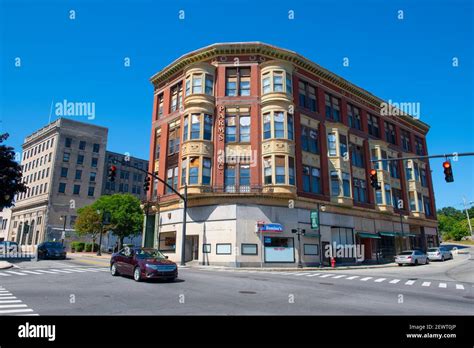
[258,223,283,233]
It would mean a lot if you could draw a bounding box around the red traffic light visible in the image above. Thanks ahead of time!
[442,161,451,169]
[369,169,377,176]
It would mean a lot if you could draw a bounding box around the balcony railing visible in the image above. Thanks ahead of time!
[200,185,266,194]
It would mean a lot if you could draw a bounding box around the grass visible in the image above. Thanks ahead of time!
[442,239,474,246]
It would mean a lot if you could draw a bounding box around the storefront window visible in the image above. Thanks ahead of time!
[264,237,294,263]
[158,232,176,252]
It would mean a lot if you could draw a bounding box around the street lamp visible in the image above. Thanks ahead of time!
[59,215,67,246]
[292,228,306,268]
[318,203,326,268]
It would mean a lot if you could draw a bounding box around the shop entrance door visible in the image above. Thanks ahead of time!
[185,235,199,262]
[322,242,330,266]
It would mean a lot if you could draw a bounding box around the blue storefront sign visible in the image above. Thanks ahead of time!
[259,223,283,233]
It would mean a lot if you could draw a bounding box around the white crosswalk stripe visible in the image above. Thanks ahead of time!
[5,271,28,276]
[439,283,447,288]
[0,286,37,315]
[346,276,359,280]
[319,274,334,278]
[306,273,321,277]
[389,279,401,284]
[332,275,346,279]
[360,277,373,281]
[0,273,11,276]
[35,270,60,274]
[422,282,431,287]
[49,269,74,273]
[20,270,43,275]
[405,280,416,285]
[374,278,386,283]
[456,284,464,290]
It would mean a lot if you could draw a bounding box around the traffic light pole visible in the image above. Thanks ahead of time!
[370,152,474,163]
[110,158,189,266]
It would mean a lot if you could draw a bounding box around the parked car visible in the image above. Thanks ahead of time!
[110,247,177,282]
[427,247,453,261]
[395,250,429,266]
[37,242,67,260]
[0,241,20,253]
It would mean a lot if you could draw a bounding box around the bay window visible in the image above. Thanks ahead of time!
[328,133,337,156]
[189,157,200,184]
[384,184,392,206]
[264,157,272,184]
[342,172,351,197]
[202,158,211,185]
[275,156,286,184]
[185,73,213,96]
[339,134,348,157]
[261,70,292,95]
[183,113,213,141]
[331,171,340,197]
[263,155,295,186]
[262,110,293,140]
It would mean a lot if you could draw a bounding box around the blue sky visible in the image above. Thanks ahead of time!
[1,0,473,209]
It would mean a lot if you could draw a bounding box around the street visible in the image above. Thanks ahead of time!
[0,250,472,316]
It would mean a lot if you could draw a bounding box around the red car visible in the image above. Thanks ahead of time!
[110,247,177,282]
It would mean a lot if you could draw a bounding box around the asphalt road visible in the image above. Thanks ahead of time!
[0,251,472,315]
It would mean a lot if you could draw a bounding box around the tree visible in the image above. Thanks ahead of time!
[92,194,143,249]
[74,205,103,252]
[0,133,27,209]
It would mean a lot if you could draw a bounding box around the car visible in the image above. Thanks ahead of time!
[427,247,453,261]
[37,242,67,260]
[110,247,177,282]
[395,250,429,266]
[0,241,21,254]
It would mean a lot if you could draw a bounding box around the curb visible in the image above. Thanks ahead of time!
[0,262,14,270]
[187,263,399,272]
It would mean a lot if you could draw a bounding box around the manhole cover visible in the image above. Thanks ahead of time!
[239,291,257,294]
[408,278,418,281]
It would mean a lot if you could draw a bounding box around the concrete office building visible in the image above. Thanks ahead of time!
[149,42,436,267]
[7,118,108,249]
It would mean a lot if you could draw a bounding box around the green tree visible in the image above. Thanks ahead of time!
[92,194,143,248]
[0,133,27,209]
[74,205,103,252]
[449,220,471,241]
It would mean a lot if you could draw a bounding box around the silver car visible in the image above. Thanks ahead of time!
[395,250,429,266]
[427,247,453,261]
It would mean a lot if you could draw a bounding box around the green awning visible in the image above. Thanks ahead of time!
[357,232,381,239]
[379,232,417,238]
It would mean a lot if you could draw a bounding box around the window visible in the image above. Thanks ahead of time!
[166,166,179,193]
[342,172,351,197]
[264,157,272,185]
[351,144,364,168]
[405,161,413,181]
[298,81,317,112]
[88,186,95,197]
[376,190,383,205]
[93,143,100,153]
[216,244,232,255]
[170,82,183,112]
[339,134,348,157]
[420,168,428,187]
[79,141,86,150]
[301,126,319,154]
[63,152,70,162]
[302,166,321,194]
[417,192,423,212]
[262,111,293,140]
[392,188,403,209]
[157,93,164,118]
[401,130,411,152]
[327,133,337,156]
[77,154,84,165]
[413,162,420,182]
[348,104,361,130]
[384,122,397,145]
[423,196,431,216]
[205,75,214,95]
[49,153,52,162]
[262,70,292,95]
[381,150,389,172]
[384,184,392,206]
[190,114,201,139]
[225,113,250,143]
[188,157,199,184]
[202,158,211,185]
[241,244,258,255]
[91,158,98,168]
[353,178,367,203]
[415,136,424,156]
[275,156,286,184]
[89,172,96,182]
[304,244,318,255]
[60,167,68,178]
[168,126,180,155]
[330,171,340,196]
[58,183,66,193]
[204,114,213,141]
[224,165,236,192]
[325,93,340,121]
[202,244,211,253]
[158,231,176,252]
[288,157,295,185]
[367,114,380,138]
[409,191,416,211]
[65,137,72,148]
[226,67,250,96]
[389,158,400,178]
[73,185,80,195]
[192,75,202,94]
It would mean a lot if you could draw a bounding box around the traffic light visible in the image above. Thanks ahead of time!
[108,165,117,182]
[443,161,454,183]
[369,169,380,189]
[143,176,151,192]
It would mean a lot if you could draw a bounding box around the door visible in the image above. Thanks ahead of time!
[321,242,330,266]
[185,236,199,262]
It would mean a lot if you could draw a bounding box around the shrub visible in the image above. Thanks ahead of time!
[84,243,99,252]
[71,242,85,252]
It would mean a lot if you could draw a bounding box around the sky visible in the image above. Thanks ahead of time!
[0,0,473,209]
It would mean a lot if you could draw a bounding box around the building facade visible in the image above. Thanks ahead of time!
[144,42,438,267]
[7,118,108,249]
[0,208,12,242]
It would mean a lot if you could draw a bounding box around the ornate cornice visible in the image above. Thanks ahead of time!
[150,42,430,133]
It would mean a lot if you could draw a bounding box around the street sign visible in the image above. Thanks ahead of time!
[310,211,319,230]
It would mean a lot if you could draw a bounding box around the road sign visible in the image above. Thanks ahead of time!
[310,211,319,230]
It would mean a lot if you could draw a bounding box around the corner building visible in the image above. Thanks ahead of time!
[145,42,438,267]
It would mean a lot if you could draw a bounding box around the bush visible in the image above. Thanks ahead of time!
[71,242,85,252]
[84,243,99,252]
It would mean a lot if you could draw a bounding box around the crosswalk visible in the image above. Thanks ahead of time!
[0,267,109,278]
[196,267,470,292]
[0,286,38,315]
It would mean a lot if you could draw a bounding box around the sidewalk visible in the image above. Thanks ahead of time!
[192,262,399,272]
[0,261,13,270]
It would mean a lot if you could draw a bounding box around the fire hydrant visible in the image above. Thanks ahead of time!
[330,257,336,268]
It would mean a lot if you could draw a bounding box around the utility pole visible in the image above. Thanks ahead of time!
[291,228,306,268]
[462,196,473,236]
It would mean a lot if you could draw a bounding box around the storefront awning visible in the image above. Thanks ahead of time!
[357,232,381,239]
[379,232,417,238]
